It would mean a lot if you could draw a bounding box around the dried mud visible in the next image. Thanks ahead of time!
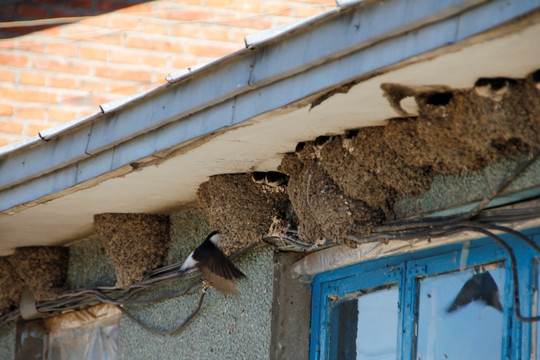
[94,213,170,289]
[280,74,539,244]
[7,246,69,301]
[197,173,290,254]
[0,257,23,314]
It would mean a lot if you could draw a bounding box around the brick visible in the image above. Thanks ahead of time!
[229,28,254,43]
[18,108,46,120]
[48,43,77,57]
[37,27,61,37]
[152,71,170,83]
[17,4,47,18]
[91,95,120,106]
[165,9,215,21]
[109,15,139,30]
[79,109,98,118]
[221,14,271,29]
[0,40,17,50]
[92,33,124,46]
[0,69,15,83]
[79,45,108,61]
[109,49,139,64]
[110,83,139,95]
[1,87,57,104]
[171,0,201,5]
[49,76,76,89]
[173,24,228,42]
[0,105,13,116]
[65,27,123,45]
[33,58,90,75]
[48,108,77,122]
[117,3,153,14]
[0,138,10,147]
[206,0,232,7]
[0,53,29,68]
[17,40,46,53]
[20,72,47,86]
[126,35,184,53]
[302,0,334,5]
[233,0,262,13]
[79,79,109,92]
[140,83,158,92]
[295,6,326,17]
[94,66,152,82]
[140,21,170,35]
[140,54,169,68]
[171,57,198,69]
[186,42,240,58]
[263,2,293,16]
[0,121,23,134]
[27,123,54,136]
[79,16,110,28]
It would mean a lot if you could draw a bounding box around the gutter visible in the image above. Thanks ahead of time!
[1,0,539,213]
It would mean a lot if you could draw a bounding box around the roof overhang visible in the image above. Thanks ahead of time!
[1,0,540,255]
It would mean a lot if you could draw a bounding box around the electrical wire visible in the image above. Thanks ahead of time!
[0,242,264,330]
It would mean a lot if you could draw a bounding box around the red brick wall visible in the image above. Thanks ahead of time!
[0,0,335,146]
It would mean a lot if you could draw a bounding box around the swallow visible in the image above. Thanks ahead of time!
[447,271,503,313]
[473,77,515,101]
[180,231,245,295]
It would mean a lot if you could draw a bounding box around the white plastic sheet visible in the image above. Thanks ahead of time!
[290,230,483,282]
[44,304,121,360]
[16,303,121,360]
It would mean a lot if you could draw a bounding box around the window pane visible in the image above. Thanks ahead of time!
[328,286,399,360]
[416,266,505,360]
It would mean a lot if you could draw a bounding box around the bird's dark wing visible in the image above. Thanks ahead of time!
[200,267,238,295]
[447,272,502,312]
[447,276,480,312]
[477,272,503,311]
[192,242,245,280]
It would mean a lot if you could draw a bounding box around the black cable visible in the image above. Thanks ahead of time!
[118,289,207,335]
[0,241,263,329]
[463,223,540,323]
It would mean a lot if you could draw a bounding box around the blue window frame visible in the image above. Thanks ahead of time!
[310,227,540,360]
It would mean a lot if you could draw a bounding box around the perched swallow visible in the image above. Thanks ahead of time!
[447,271,503,313]
[180,231,245,295]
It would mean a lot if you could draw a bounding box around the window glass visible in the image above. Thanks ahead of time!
[328,286,399,360]
[416,266,505,360]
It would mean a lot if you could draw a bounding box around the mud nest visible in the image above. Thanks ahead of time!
[197,173,290,254]
[0,257,24,315]
[277,74,540,245]
[94,213,170,289]
[6,246,69,301]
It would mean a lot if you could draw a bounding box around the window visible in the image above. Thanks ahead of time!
[310,227,540,360]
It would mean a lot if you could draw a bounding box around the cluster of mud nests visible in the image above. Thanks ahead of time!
[198,72,540,249]
[94,213,170,289]
[197,173,290,255]
[0,247,68,314]
[2,73,538,316]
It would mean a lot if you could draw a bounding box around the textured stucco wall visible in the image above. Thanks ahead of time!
[0,324,15,360]
[69,206,274,360]
[395,154,540,217]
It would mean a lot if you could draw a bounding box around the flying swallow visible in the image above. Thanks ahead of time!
[447,271,503,313]
[180,231,245,295]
